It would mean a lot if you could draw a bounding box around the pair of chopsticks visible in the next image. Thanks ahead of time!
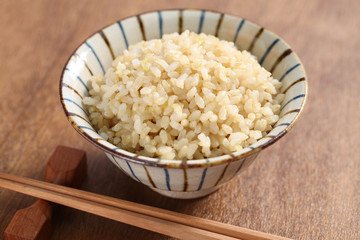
[0,172,289,240]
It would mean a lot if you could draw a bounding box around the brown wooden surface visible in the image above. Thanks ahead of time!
[0,0,359,239]
[4,146,87,240]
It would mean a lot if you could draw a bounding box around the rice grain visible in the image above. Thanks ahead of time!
[83,31,283,160]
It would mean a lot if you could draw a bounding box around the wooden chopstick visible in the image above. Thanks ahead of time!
[0,172,290,240]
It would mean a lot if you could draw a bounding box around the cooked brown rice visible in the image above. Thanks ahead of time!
[83,31,284,160]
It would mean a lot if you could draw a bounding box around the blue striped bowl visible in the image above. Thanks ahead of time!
[60,9,307,199]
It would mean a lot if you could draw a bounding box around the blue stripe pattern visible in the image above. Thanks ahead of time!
[65,68,89,92]
[158,11,163,38]
[197,168,208,191]
[197,10,205,34]
[110,155,119,166]
[279,63,300,82]
[84,42,105,74]
[230,158,247,179]
[164,169,171,190]
[125,161,142,183]
[259,38,279,65]
[78,125,97,133]
[235,158,247,174]
[233,19,245,43]
[117,21,129,49]
[67,111,91,124]
[197,159,210,191]
[280,94,305,111]
[110,155,124,172]
[249,146,255,150]
[63,98,87,115]
[274,123,290,129]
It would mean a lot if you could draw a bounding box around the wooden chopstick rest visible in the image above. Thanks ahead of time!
[4,145,87,240]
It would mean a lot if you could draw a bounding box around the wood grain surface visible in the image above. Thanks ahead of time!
[0,0,359,239]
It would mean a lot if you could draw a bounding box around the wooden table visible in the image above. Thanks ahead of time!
[0,0,359,239]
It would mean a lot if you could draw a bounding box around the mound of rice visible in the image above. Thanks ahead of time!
[83,30,284,160]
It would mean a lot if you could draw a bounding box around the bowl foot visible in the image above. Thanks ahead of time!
[150,186,221,199]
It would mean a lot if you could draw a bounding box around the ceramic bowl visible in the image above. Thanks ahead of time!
[60,9,307,199]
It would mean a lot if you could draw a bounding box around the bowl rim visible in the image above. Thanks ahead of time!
[59,8,308,169]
